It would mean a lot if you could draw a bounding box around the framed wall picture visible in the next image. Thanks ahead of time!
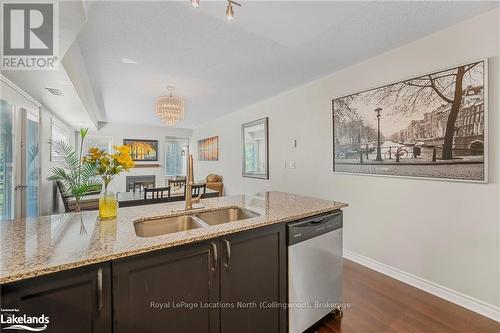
[123,139,158,161]
[81,135,113,155]
[198,136,219,161]
[332,60,487,182]
[242,117,269,179]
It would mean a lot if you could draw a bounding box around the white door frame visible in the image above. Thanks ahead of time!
[19,107,41,217]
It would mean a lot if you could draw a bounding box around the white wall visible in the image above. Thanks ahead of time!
[192,8,500,311]
[88,122,192,192]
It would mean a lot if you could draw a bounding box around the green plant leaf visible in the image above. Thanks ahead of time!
[80,128,89,140]
[48,132,99,201]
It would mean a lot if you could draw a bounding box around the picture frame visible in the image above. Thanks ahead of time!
[123,139,159,161]
[242,117,269,179]
[198,136,219,161]
[81,135,113,155]
[332,59,488,183]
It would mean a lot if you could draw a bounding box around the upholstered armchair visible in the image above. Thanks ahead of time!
[205,174,223,196]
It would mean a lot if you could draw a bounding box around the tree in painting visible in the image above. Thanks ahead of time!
[333,61,486,181]
[369,61,482,159]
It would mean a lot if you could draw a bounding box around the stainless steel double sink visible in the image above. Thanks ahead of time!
[134,207,260,237]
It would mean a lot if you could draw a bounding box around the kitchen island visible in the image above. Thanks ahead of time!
[1,191,347,333]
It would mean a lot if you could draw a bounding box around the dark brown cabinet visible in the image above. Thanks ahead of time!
[113,240,220,333]
[1,263,112,333]
[1,224,287,333]
[113,224,286,333]
[219,223,287,333]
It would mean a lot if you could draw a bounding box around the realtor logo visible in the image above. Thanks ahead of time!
[1,308,49,331]
[1,1,59,70]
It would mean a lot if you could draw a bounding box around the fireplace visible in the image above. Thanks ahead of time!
[125,175,156,192]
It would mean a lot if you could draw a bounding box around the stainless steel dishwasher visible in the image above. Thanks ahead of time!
[288,211,343,333]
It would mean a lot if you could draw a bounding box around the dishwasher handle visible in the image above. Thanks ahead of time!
[287,211,342,245]
[304,217,333,226]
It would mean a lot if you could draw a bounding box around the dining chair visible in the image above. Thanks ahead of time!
[168,179,186,189]
[134,180,155,193]
[143,187,171,203]
[56,181,99,212]
[185,183,207,198]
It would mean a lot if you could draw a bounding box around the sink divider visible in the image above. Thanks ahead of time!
[192,216,211,228]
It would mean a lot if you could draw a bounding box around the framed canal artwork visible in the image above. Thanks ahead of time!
[123,139,158,161]
[332,59,487,183]
[198,136,219,161]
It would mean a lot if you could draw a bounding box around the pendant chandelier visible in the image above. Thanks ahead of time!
[155,86,185,126]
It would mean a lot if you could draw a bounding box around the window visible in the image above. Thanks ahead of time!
[164,137,189,178]
[51,118,69,161]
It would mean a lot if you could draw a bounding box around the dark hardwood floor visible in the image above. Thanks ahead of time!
[306,259,500,333]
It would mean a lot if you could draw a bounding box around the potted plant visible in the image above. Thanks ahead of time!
[48,129,99,212]
[84,145,134,219]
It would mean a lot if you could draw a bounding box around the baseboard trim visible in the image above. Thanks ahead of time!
[343,249,500,323]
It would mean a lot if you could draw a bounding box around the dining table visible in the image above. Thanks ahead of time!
[117,187,219,207]
[73,185,219,209]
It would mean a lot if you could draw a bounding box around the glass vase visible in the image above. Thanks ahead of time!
[99,180,117,220]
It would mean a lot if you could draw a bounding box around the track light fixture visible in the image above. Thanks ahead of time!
[226,1,241,21]
[189,0,241,21]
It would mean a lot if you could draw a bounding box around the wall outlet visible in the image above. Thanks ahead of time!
[286,160,296,169]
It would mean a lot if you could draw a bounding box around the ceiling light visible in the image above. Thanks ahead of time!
[190,0,241,21]
[226,1,240,21]
[226,1,234,21]
[155,86,185,126]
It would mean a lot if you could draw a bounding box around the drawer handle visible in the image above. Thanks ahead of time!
[210,242,218,272]
[97,268,103,312]
[223,239,231,269]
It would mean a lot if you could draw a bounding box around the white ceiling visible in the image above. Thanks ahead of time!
[61,1,500,128]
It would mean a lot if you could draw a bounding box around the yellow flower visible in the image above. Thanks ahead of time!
[84,145,134,176]
[85,147,106,164]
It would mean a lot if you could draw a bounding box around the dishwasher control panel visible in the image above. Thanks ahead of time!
[287,211,343,246]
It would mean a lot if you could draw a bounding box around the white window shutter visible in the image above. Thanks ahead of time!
[51,118,69,161]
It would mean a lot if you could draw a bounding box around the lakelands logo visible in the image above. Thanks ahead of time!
[1,309,49,331]
[1,1,59,70]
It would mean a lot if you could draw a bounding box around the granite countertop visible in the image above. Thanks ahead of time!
[0,191,348,284]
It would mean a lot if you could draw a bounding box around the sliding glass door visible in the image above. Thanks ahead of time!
[0,99,40,221]
[0,99,15,220]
